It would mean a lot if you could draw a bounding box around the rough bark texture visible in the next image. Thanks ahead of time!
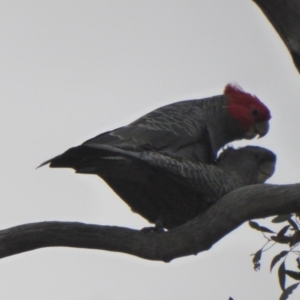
[1,183,300,262]
[253,0,300,73]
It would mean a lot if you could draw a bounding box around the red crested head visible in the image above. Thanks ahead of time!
[224,84,271,130]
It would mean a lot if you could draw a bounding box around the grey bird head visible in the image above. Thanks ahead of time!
[217,146,276,184]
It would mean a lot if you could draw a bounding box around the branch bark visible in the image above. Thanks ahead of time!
[1,183,300,262]
[253,0,300,73]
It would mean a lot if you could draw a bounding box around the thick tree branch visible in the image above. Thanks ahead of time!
[253,0,300,73]
[1,183,300,262]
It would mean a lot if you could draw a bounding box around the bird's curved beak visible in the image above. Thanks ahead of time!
[244,121,270,140]
[255,121,269,139]
[257,161,276,183]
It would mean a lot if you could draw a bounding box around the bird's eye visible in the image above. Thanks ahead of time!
[251,109,259,117]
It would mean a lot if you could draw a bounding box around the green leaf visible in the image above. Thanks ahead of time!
[248,221,274,233]
[270,251,288,272]
[278,225,291,237]
[252,249,262,271]
[296,257,300,269]
[290,231,300,247]
[279,261,286,291]
[286,270,300,280]
[279,282,300,300]
[272,215,292,223]
[288,218,299,231]
[271,235,291,244]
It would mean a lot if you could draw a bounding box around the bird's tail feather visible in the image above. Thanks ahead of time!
[37,146,115,169]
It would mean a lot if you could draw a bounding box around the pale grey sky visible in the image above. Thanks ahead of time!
[0,1,300,299]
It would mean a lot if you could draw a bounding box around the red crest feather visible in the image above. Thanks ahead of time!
[224,83,271,129]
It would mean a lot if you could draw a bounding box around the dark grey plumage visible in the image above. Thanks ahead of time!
[53,145,276,229]
[40,86,272,228]
[41,86,270,168]
[83,96,233,163]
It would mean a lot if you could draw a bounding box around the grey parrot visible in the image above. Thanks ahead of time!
[73,145,276,229]
[40,84,273,229]
[41,84,271,169]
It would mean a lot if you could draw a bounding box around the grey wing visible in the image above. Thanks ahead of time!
[137,151,231,198]
[141,152,247,204]
[85,144,239,201]
[84,100,214,163]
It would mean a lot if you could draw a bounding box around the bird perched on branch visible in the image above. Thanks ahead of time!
[40,84,273,229]
[68,145,276,229]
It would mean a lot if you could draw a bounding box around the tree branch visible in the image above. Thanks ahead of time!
[1,183,300,262]
[253,0,300,73]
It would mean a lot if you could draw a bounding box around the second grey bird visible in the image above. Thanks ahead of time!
[66,145,276,229]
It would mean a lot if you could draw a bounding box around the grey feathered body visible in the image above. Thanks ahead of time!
[45,144,275,229]
[41,96,273,228]
[83,146,275,228]
[80,95,244,163]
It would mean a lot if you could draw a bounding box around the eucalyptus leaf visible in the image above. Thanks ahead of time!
[279,261,286,291]
[270,251,288,272]
[279,282,300,300]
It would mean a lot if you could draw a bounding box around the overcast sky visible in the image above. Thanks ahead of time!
[1,1,300,299]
